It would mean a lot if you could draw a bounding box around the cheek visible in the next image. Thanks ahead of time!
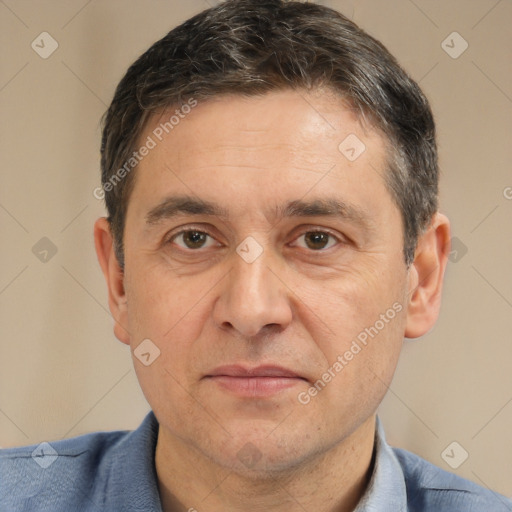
[299,259,406,356]
[125,267,208,421]
[295,258,407,415]
[123,264,217,408]
[125,261,211,340]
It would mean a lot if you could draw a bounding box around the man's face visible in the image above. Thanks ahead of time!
[120,89,411,472]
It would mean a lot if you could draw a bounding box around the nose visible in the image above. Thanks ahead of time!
[212,246,293,339]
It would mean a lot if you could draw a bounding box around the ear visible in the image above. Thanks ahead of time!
[405,212,451,339]
[94,217,130,345]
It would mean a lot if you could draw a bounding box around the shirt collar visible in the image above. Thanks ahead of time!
[109,410,163,511]
[118,413,406,512]
[353,415,408,512]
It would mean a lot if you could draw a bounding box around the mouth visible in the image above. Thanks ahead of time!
[204,365,308,397]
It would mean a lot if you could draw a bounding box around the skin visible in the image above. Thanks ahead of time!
[95,88,450,512]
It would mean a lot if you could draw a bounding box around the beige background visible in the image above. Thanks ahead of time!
[1,0,511,499]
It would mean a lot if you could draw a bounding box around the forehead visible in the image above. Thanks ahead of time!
[129,89,393,220]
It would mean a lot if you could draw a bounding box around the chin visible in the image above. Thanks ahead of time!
[205,423,330,478]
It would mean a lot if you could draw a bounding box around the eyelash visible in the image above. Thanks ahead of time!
[166,226,343,252]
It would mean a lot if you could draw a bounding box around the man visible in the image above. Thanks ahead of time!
[1,1,510,510]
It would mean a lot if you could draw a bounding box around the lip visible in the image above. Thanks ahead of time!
[204,365,307,397]
[206,365,304,378]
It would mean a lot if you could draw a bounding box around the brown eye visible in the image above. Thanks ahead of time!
[292,231,339,251]
[304,232,330,250]
[171,230,215,250]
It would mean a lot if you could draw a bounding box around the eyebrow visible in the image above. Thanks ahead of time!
[145,194,374,231]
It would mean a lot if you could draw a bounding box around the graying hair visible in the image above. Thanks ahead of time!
[101,0,438,269]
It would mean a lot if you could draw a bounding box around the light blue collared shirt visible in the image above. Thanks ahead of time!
[1,412,511,511]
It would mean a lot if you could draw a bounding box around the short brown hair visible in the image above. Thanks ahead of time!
[100,0,438,269]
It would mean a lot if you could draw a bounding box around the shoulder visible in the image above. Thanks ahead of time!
[0,428,131,511]
[392,447,512,512]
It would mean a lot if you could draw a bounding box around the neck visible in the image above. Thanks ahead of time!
[155,415,376,512]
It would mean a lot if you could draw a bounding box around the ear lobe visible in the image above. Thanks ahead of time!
[94,217,130,345]
[404,212,451,339]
